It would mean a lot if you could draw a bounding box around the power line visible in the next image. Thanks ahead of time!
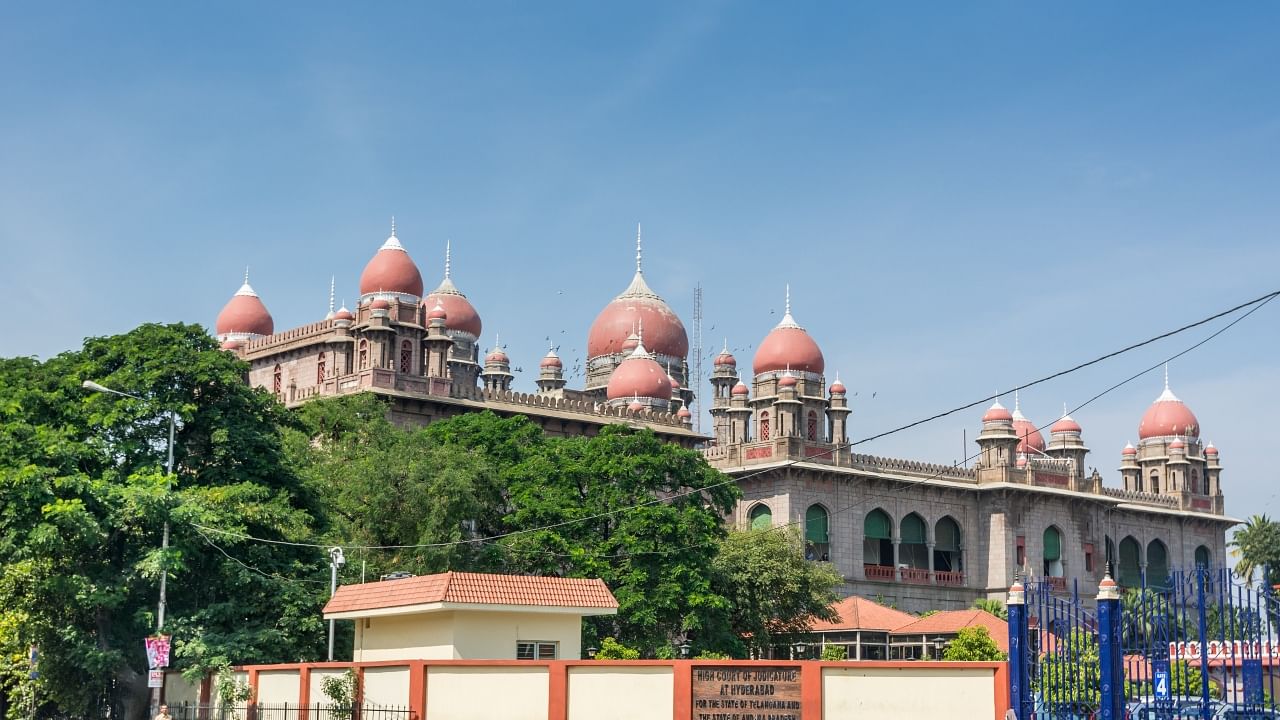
[190,288,1278,554]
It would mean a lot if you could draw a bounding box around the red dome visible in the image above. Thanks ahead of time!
[486,349,509,364]
[359,231,423,298]
[732,382,749,396]
[216,281,274,338]
[220,339,241,351]
[1122,443,1137,456]
[829,380,847,394]
[1169,438,1185,450]
[1205,444,1219,456]
[334,307,354,321]
[588,272,689,359]
[714,349,737,367]
[1011,417,1046,454]
[677,406,692,419]
[982,401,1013,423]
[423,281,482,337]
[1050,415,1082,434]
[606,347,673,402]
[628,401,646,412]
[668,373,681,391]
[778,372,798,388]
[753,326,824,375]
[427,301,448,320]
[540,351,563,369]
[370,298,391,310]
[1015,454,1029,469]
[1138,385,1200,440]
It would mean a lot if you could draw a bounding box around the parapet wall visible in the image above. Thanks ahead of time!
[239,658,1008,720]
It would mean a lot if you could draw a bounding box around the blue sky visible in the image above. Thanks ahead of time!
[2,3,1278,519]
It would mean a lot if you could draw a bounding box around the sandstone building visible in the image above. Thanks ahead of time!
[213,221,1235,613]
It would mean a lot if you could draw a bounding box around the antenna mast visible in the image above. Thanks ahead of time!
[692,283,704,432]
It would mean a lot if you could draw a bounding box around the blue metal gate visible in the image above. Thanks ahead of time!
[1010,568,1280,720]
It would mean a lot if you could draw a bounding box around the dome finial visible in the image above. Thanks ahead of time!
[495,332,500,350]
[723,337,729,353]
[445,239,452,279]
[1164,362,1170,391]
[1063,402,1068,418]
[635,222,643,274]
[785,283,791,315]
[326,275,336,318]
[1014,389,1021,413]
[390,216,396,238]
[244,266,250,284]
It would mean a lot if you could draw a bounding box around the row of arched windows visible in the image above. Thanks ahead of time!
[746,504,963,572]
[754,410,823,443]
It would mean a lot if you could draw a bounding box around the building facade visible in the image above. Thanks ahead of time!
[213,221,1236,613]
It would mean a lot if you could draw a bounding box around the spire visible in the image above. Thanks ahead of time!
[380,218,405,251]
[445,239,452,280]
[636,222,643,274]
[1155,364,1180,402]
[326,275,336,318]
[391,216,396,238]
[777,284,802,329]
[1063,402,1069,418]
[785,283,791,315]
[1012,389,1026,420]
[1164,362,1169,391]
[244,266,250,284]
[723,338,729,353]
[235,267,258,297]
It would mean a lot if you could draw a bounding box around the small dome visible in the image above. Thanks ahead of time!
[677,406,692,420]
[359,223,424,298]
[667,372,681,391]
[370,298,391,310]
[1050,413,1082,434]
[606,342,673,402]
[540,350,563,369]
[1015,454,1028,469]
[427,301,448,320]
[334,306,354,321]
[1205,442,1218,456]
[714,348,737,367]
[1138,380,1200,440]
[778,372,798,388]
[486,349,509,364]
[829,379,847,395]
[628,400,646,412]
[220,339,241,351]
[215,276,274,339]
[1169,438,1185,450]
[732,381,750,396]
[982,400,1013,423]
[421,240,483,338]
[1122,442,1137,456]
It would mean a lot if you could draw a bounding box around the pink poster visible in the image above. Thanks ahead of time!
[145,635,171,669]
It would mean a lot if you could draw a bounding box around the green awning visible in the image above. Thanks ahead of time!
[750,505,772,531]
[1119,538,1142,586]
[935,518,961,552]
[1043,527,1061,562]
[864,510,891,540]
[901,514,926,544]
[805,505,829,544]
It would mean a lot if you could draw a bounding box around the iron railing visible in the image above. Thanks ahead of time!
[166,703,414,720]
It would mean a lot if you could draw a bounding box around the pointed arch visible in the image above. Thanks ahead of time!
[1043,526,1063,578]
[759,411,771,441]
[900,513,928,571]
[1118,536,1142,588]
[1146,539,1169,589]
[806,410,818,441]
[805,504,830,561]
[272,364,282,395]
[863,508,893,571]
[933,516,962,575]
[748,503,772,532]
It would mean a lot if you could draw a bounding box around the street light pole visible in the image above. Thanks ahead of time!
[328,547,346,661]
[82,380,176,712]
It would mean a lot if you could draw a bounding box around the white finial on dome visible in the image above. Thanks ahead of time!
[326,275,336,318]
[785,283,791,315]
[380,219,405,251]
[235,267,258,297]
[723,338,729,353]
[495,332,500,349]
[445,239,452,279]
[1063,402,1069,418]
[1164,362,1169,390]
[630,318,651,358]
[391,216,396,237]
[776,284,802,329]
[1012,389,1028,421]
[636,222,643,274]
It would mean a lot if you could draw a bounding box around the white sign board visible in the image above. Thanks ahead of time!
[147,670,164,689]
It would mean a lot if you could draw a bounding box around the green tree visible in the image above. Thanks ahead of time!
[594,637,640,660]
[1228,515,1280,585]
[1036,629,1099,715]
[709,529,841,658]
[972,598,1008,621]
[0,324,325,719]
[942,626,1006,661]
[820,645,848,661]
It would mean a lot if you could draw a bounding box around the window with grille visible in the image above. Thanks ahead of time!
[759,412,770,441]
[273,365,282,394]
[516,641,558,660]
[400,340,412,373]
[358,340,369,370]
[317,354,326,384]
[807,411,818,441]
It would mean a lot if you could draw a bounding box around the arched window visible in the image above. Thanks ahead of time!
[807,411,818,441]
[759,411,771,441]
[1150,471,1160,495]
[400,340,413,373]
[1194,545,1211,568]
[1191,469,1201,495]
[934,516,962,574]
[358,339,369,370]
[900,513,928,571]
[749,504,772,531]
[317,353,326,384]
[863,509,893,569]
[805,504,830,561]
[272,364,282,394]
[1043,526,1063,577]
[1147,539,1169,589]
[1118,537,1142,588]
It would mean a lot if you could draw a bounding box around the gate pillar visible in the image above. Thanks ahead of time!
[1097,570,1123,720]
[1007,577,1030,720]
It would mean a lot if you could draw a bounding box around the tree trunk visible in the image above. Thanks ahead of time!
[115,663,148,720]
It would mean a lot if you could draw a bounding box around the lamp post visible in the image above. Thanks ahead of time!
[82,380,176,711]
[792,641,807,660]
[931,636,948,660]
[328,547,346,661]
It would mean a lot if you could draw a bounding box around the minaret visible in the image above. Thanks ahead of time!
[775,369,802,438]
[728,381,752,444]
[1046,403,1089,481]
[480,334,514,393]
[422,302,454,379]
[536,346,567,395]
[709,340,739,445]
[975,398,1020,479]
[826,373,851,445]
[325,276,336,320]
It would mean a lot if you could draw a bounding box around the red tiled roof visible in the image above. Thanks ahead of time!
[322,572,618,615]
[890,609,1010,653]
[810,595,918,632]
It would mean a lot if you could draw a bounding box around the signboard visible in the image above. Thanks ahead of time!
[1153,660,1171,701]
[145,635,171,669]
[1170,640,1280,661]
[692,666,802,720]
[1244,658,1264,704]
[147,670,164,689]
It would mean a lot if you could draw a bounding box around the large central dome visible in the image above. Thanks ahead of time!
[1138,377,1199,440]
[359,220,423,300]
[752,289,824,375]
[587,228,688,360]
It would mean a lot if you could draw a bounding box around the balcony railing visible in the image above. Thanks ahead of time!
[864,564,896,581]
[900,567,931,585]
[934,570,965,587]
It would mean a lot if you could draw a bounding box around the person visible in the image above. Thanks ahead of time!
[154,703,172,720]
